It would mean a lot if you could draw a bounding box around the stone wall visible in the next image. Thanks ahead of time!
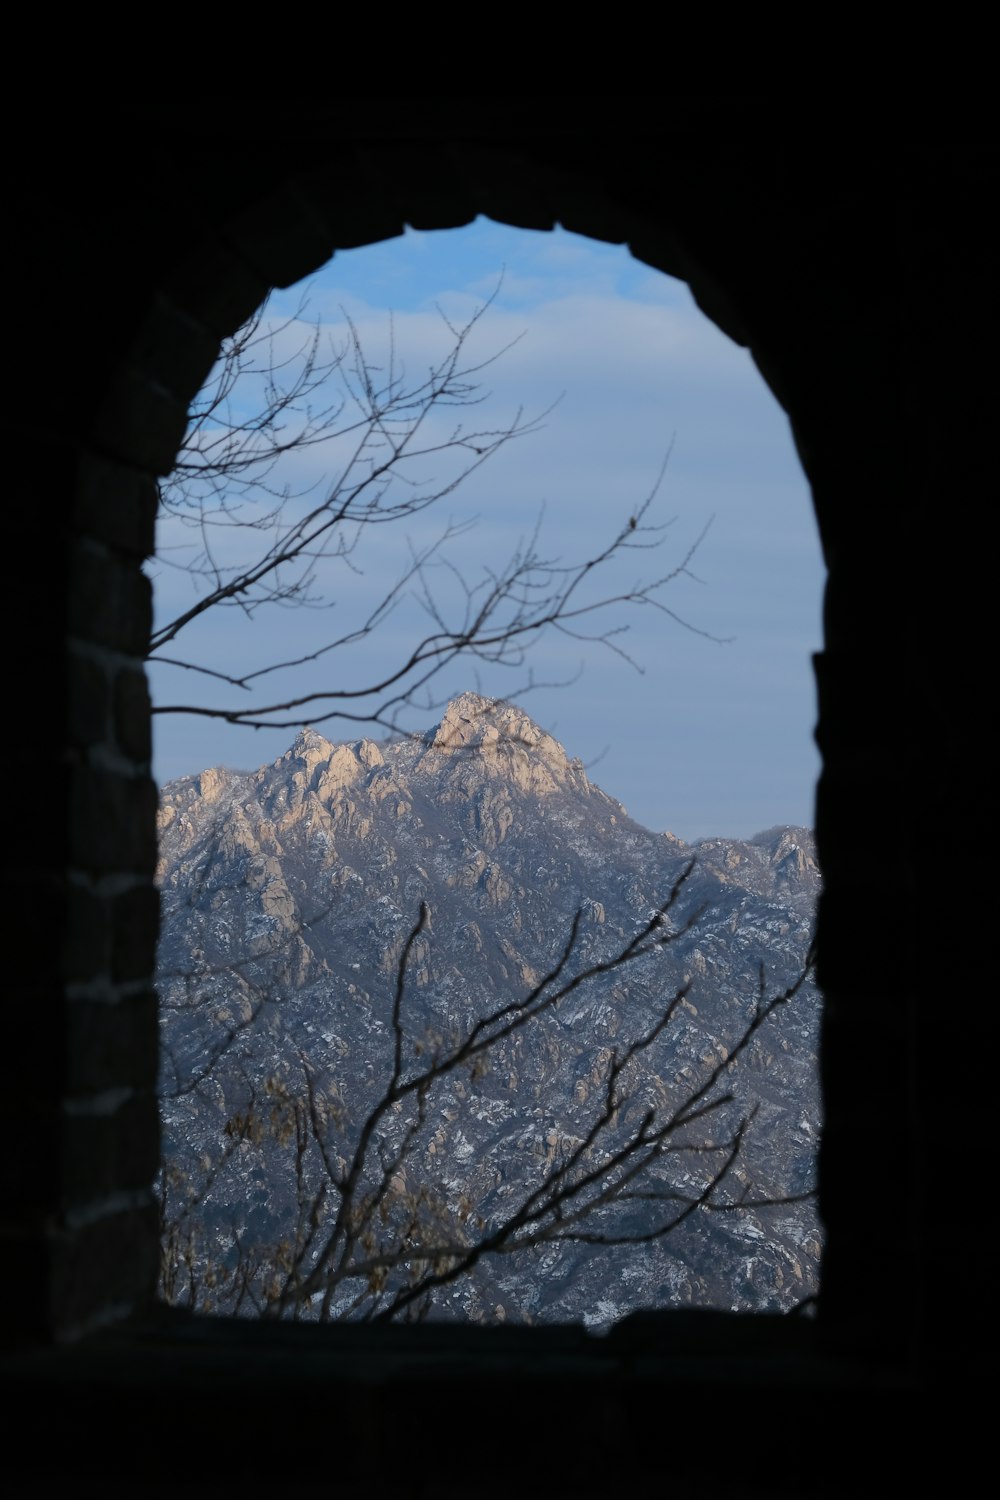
[4,110,991,1391]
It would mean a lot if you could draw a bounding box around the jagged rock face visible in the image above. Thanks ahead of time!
[157,692,822,1328]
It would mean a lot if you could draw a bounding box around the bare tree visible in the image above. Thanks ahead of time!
[157,861,816,1324]
[153,285,814,1326]
[149,284,719,741]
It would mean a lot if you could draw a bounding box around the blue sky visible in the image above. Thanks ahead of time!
[149,219,825,843]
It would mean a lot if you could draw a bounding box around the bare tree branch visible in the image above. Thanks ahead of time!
[157,857,816,1324]
[153,281,812,1327]
[150,285,726,742]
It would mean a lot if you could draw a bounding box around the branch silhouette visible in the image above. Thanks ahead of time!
[157,860,816,1324]
[150,282,725,741]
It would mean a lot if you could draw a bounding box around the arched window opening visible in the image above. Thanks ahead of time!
[148,220,826,1329]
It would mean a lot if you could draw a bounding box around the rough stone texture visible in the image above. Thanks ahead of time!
[162,233,272,343]
[113,667,153,765]
[67,651,110,752]
[2,107,990,1486]
[156,698,822,1327]
[60,1098,160,1211]
[74,457,159,559]
[65,991,159,1096]
[68,544,153,656]
[69,769,158,875]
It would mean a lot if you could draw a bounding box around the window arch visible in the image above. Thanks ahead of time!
[9,121,948,1435]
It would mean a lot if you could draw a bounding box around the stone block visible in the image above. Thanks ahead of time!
[291,153,405,252]
[65,989,159,1096]
[49,1200,160,1336]
[163,234,271,342]
[74,455,159,558]
[61,1090,160,1209]
[68,651,110,752]
[68,546,152,656]
[220,180,336,291]
[127,292,221,407]
[92,364,191,477]
[113,667,152,765]
[111,884,159,984]
[70,768,158,874]
[64,883,111,984]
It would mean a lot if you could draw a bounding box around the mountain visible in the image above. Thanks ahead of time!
[156,692,822,1327]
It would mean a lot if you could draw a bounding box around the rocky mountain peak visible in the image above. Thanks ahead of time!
[195,764,232,804]
[422,692,583,797]
[288,726,335,765]
[428,692,516,748]
[281,726,386,797]
[157,694,822,1327]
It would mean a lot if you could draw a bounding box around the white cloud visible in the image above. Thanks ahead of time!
[150,223,824,841]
